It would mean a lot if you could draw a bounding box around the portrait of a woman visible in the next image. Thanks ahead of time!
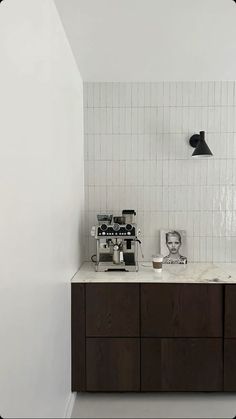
[162,230,187,264]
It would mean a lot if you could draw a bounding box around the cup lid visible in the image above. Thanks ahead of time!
[152,255,163,262]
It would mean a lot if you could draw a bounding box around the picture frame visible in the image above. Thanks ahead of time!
[160,230,187,264]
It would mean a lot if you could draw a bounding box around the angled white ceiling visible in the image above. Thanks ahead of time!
[55,0,236,81]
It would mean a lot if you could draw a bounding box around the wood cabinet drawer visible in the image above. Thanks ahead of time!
[224,339,236,391]
[225,286,236,337]
[141,284,223,337]
[86,338,140,391]
[141,338,223,391]
[86,284,139,337]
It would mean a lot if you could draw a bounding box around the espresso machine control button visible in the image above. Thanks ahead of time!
[113,223,120,232]
[126,224,133,231]
[100,224,108,231]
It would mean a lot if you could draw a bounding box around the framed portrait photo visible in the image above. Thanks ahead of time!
[160,230,187,264]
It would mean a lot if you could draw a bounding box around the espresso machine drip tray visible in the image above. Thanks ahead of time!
[96,262,137,272]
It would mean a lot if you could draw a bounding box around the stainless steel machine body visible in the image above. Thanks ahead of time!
[91,222,139,272]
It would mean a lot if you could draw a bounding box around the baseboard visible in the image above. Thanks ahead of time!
[65,392,76,419]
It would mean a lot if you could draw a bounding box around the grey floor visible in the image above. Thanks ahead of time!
[71,393,236,418]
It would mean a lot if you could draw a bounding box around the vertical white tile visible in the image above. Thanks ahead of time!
[138,108,145,134]
[106,108,113,134]
[112,82,120,107]
[106,83,113,107]
[94,135,101,160]
[225,237,232,262]
[125,161,138,186]
[149,134,157,160]
[125,108,132,134]
[226,211,232,236]
[199,237,207,262]
[207,82,215,106]
[156,83,164,106]
[131,108,138,134]
[120,83,132,107]
[112,108,120,134]
[93,83,101,107]
[156,107,164,133]
[99,108,107,134]
[84,134,89,161]
[228,107,235,132]
[221,82,228,106]
[169,82,177,106]
[100,83,108,107]
[94,161,107,186]
[144,108,151,134]
[83,83,88,108]
[214,81,222,106]
[202,82,209,106]
[87,83,94,107]
[150,83,158,106]
[131,135,139,160]
[206,237,213,262]
[120,108,126,134]
[144,83,151,107]
[176,82,184,106]
[194,82,202,106]
[193,236,200,262]
[131,83,139,106]
[163,108,170,133]
[93,108,101,133]
[163,82,170,106]
[138,83,145,107]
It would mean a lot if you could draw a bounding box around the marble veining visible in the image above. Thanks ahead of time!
[71,262,236,284]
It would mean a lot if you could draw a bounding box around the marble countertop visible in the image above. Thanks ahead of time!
[71,262,236,284]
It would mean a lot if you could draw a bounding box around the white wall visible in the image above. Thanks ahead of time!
[84,82,236,263]
[0,1,84,418]
[55,0,236,82]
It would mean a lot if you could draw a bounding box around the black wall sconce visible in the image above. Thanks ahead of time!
[189,131,213,158]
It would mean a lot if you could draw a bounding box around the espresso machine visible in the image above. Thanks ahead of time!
[91,210,140,272]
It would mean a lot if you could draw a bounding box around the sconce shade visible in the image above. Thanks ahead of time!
[189,131,213,158]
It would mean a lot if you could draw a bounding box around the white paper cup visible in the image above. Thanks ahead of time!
[152,255,163,272]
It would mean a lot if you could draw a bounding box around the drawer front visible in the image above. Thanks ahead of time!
[141,284,223,337]
[224,339,236,391]
[86,283,139,337]
[225,286,236,337]
[141,338,223,392]
[86,338,140,391]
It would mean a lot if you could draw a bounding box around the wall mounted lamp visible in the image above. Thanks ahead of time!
[189,131,213,158]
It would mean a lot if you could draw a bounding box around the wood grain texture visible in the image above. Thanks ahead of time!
[141,338,223,391]
[141,284,223,337]
[71,283,86,391]
[86,338,140,391]
[225,286,236,337]
[224,339,236,391]
[86,283,139,337]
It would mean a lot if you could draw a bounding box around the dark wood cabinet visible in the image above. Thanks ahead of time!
[141,338,223,391]
[86,338,140,391]
[141,284,223,337]
[225,286,236,337]
[71,282,236,392]
[71,284,86,391]
[224,339,236,391]
[86,283,139,337]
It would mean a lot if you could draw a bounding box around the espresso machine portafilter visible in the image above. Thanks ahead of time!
[90,210,140,272]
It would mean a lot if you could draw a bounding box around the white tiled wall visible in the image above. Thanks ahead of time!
[84,82,236,262]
